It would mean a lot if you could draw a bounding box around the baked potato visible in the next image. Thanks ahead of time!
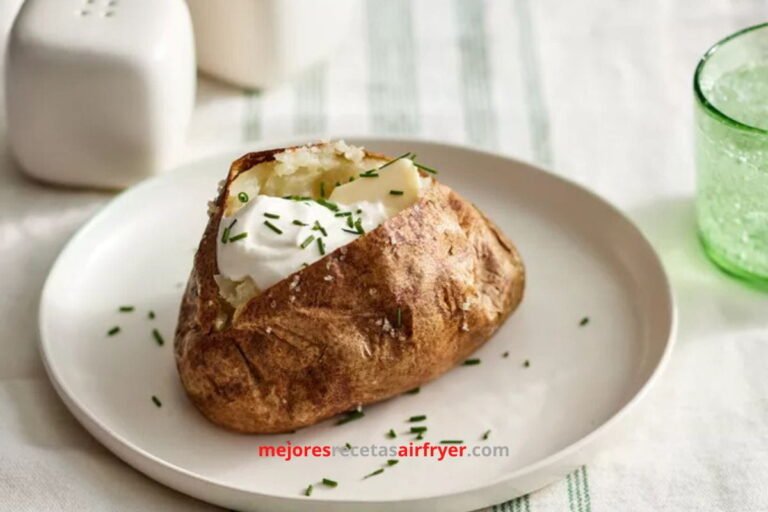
[174,141,525,433]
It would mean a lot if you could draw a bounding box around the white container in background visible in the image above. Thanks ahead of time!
[186,0,357,89]
[5,0,196,189]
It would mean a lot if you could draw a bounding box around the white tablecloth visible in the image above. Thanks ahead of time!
[2,1,768,510]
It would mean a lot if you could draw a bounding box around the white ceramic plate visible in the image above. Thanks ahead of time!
[39,138,675,511]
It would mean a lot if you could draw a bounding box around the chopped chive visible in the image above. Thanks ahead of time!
[335,211,352,217]
[118,305,134,312]
[317,237,326,255]
[319,182,326,198]
[237,192,249,203]
[387,459,399,466]
[264,212,280,219]
[440,440,463,444]
[346,215,355,228]
[151,395,162,407]
[396,308,402,328]
[414,162,438,174]
[379,152,412,170]
[316,199,339,212]
[482,429,491,440]
[386,429,397,439]
[523,359,530,368]
[359,173,379,178]
[107,326,120,336]
[152,328,165,346]
[408,415,427,422]
[336,410,364,425]
[221,218,237,243]
[348,176,356,182]
[502,351,509,358]
[345,442,352,450]
[335,181,341,187]
[416,433,424,440]
[228,232,248,242]
[410,426,427,434]
[313,221,328,237]
[579,316,590,326]
[463,358,481,366]
[342,228,360,235]
[364,469,384,479]
[300,235,316,249]
[321,478,338,488]
[354,218,365,234]
[284,195,312,201]
[148,310,156,320]
[405,387,420,395]
[264,220,283,234]
[293,220,309,226]
[356,208,362,214]
[389,190,404,196]
[304,484,313,496]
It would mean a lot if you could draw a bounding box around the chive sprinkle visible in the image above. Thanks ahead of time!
[229,232,248,242]
[523,359,530,368]
[440,440,463,444]
[414,162,438,174]
[107,326,120,336]
[319,182,326,198]
[482,429,491,440]
[345,442,352,450]
[359,172,379,178]
[264,220,283,234]
[379,152,412,170]
[316,198,339,212]
[335,211,352,217]
[416,433,424,440]
[152,328,164,346]
[354,218,365,234]
[389,190,404,196]
[264,212,280,219]
[321,478,338,488]
[313,221,328,237]
[335,181,341,187]
[405,387,420,395]
[396,308,402,328]
[237,192,249,203]
[118,305,134,312]
[463,358,481,366]
[408,415,427,422]
[346,215,355,228]
[502,351,509,358]
[349,176,356,182]
[148,310,155,320]
[304,484,313,496]
[342,228,360,235]
[336,410,364,425]
[364,469,384,479]
[387,460,399,466]
[386,429,397,439]
[300,235,316,249]
[410,426,427,434]
[579,316,590,326]
[317,237,326,255]
[284,195,312,201]
[293,220,309,226]
[151,395,162,407]
[221,219,237,243]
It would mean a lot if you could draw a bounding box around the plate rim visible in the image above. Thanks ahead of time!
[38,136,677,507]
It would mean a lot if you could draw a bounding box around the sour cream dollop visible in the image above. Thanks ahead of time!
[217,196,389,290]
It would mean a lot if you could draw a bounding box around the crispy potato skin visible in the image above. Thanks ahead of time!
[174,146,525,433]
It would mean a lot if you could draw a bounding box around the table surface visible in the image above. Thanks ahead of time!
[2,1,768,511]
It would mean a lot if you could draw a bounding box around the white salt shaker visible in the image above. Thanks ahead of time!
[5,0,195,189]
[186,0,357,89]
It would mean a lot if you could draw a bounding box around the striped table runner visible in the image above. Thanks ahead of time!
[188,1,588,510]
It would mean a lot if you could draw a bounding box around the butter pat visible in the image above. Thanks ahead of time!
[329,158,421,216]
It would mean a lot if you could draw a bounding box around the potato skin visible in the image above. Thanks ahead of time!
[174,146,525,433]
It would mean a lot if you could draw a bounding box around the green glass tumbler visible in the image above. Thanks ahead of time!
[694,23,768,288]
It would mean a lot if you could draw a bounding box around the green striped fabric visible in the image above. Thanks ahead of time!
[237,1,586,509]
